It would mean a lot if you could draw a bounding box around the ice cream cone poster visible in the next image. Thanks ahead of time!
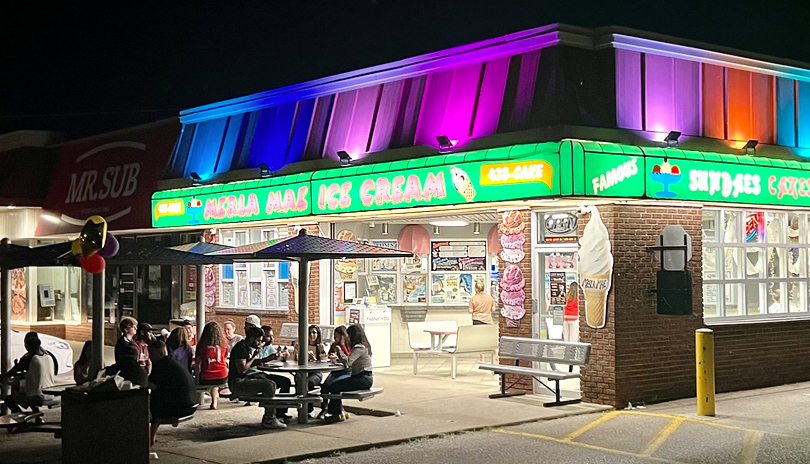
[578,206,613,329]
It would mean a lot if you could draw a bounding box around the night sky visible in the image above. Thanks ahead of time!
[2,1,809,140]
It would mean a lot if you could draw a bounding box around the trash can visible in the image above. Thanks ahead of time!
[62,388,149,464]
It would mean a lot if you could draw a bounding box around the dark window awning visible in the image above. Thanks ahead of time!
[207,229,413,261]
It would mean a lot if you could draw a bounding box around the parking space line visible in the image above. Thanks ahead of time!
[741,430,763,464]
[641,417,684,456]
[494,428,685,464]
[561,410,618,441]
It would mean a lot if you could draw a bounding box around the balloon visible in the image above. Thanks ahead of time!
[79,216,108,256]
[99,232,119,258]
[80,253,106,274]
[71,239,83,256]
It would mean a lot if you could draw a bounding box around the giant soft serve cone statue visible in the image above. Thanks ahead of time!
[578,206,613,329]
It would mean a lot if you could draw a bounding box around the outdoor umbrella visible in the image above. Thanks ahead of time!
[207,229,412,361]
[397,224,431,255]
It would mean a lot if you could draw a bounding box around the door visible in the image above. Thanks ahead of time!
[532,247,580,394]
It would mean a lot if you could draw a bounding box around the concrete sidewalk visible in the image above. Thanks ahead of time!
[0,365,608,464]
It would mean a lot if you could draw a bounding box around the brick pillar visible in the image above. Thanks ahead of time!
[497,210,534,392]
[579,204,704,408]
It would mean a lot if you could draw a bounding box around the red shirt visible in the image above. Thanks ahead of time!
[564,299,579,321]
[195,345,228,380]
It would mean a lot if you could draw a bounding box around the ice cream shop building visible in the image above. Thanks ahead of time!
[148,24,810,408]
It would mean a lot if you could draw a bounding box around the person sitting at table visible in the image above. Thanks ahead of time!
[114,316,138,364]
[105,344,149,388]
[2,332,55,415]
[73,340,93,384]
[301,325,327,417]
[195,322,229,410]
[6,332,59,378]
[133,323,155,375]
[328,325,351,358]
[321,324,374,423]
[181,319,197,346]
[148,340,198,446]
[223,320,243,359]
[229,327,287,429]
[167,327,193,374]
[245,325,292,421]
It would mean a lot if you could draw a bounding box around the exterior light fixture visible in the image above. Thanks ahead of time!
[433,225,440,235]
[663,131,681,147]
[6,205,16,210]
[436,135,454,151]
[473,223,481,234]
[369,222,376,228]
[337,151,352,167]
[189,172,203,186]
[743,139,758,154]
[381,223,389,235]
[258,163,271,178]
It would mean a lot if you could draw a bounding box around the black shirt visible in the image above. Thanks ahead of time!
[228,340,251,384]
[114,336,131,364]
[149,356,197,418]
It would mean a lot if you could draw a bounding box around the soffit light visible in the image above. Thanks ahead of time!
[743,139,758,154]
[381,223,389,235]
[258,163,272,178]
[337,151,352,167]
[189,172,203,186]
[473,223,481,234]
[433,225,440,234]
[429,220,468,227]
[663,131,681,147]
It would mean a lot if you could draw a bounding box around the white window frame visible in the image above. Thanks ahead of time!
[703,207,810,323]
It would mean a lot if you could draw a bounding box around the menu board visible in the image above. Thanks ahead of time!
[402,274,427,303]
[431,241,487,271]
[402,254,428,273]
[549,272,567,306]
[371,240,399,272]
[430,273,481,304]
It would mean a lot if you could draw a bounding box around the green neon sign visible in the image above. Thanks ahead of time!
[152,181,311,227]
[311,154,561,214]
[645,157,810,206]
[583,153,644,197]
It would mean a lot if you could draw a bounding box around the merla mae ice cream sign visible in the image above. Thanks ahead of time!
[578,206,613,329]
[312,158,555,214]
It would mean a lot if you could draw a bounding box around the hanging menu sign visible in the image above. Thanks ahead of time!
[431,241,486,271]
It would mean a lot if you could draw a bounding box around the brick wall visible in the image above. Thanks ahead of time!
[11,324,66,339]
[713,320,810,392]
[580,204,705,408]
[497,210,534,392]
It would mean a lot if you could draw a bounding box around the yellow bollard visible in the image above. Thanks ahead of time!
[696,328,715,416]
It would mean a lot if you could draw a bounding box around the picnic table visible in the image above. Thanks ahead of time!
[424,329,458,351]
[257,360,345,424]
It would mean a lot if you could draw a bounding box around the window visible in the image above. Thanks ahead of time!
[219,227,291,312]
[703,208,810,319]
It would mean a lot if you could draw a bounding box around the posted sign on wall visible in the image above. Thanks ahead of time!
[645,157,810,207]
[152,182,311,227]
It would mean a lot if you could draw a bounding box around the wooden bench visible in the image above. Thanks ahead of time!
[407,320,457,374]
[320,387,384,402]
[479,336,591,407]
[434,324,498,379]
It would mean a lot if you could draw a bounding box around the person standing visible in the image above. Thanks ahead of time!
[563,282,580,342]
[468,280,495,362]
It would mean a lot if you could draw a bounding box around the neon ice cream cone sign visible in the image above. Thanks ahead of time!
[578,206,613,329]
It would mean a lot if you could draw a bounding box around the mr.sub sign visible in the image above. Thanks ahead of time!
[37,120,180,235]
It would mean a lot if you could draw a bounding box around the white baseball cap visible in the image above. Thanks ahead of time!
[245,314,261,327]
